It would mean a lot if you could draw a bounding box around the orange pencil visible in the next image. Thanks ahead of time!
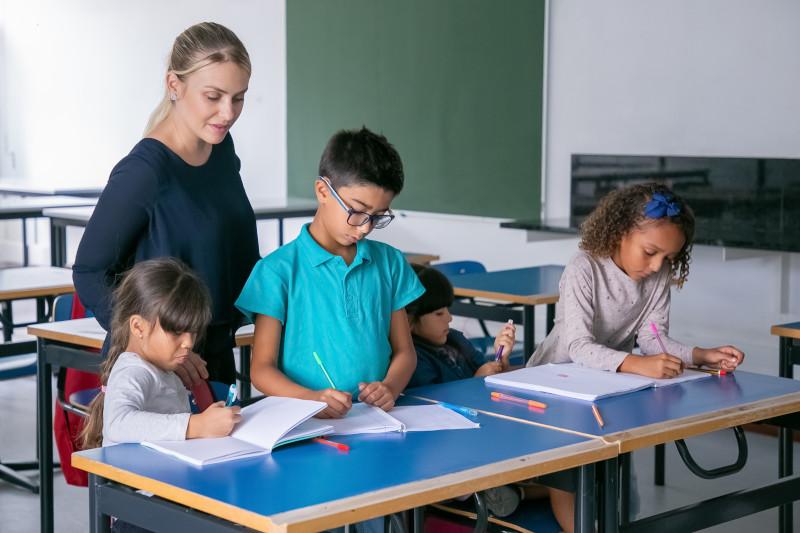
[490,392,547,409]
[591,405,604,428]
[312,437,350,451]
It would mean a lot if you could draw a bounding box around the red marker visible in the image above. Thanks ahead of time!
[490,392,547,409]
[312,437,350,451]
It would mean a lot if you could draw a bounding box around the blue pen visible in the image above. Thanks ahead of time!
[438,402,478,417]
[224,384,237,407]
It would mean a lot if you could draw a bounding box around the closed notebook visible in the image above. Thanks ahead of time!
[326,403,479,435]
[141,396,333,466]
[485,363,711,401]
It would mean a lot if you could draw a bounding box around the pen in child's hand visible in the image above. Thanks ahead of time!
[650,322,668,354]
[224,384,237,407]
[495,319,514,361]
[313,351,337,389]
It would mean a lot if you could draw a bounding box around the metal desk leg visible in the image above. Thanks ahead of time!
[779,335,794,533]
[278,217,284,247]
[523,304,535,357]
[37,338,54,533]
[575,463,596,533]
[1,301,12,342]
[238,345,252,401]
[654,443,665,486]
[546,302,555,333]
[600,457,619,533]
[49,221,67,267]
[89,473,111,533]
[412,507,424,533]
[22,218,29,266]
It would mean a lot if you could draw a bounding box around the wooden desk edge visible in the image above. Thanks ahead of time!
[73,439,613,533]
[27,324,105,350]
[605,391,800,453]
[1,285,74,300]
[771,324,800,340]
[453,288,560,306]
[72,453,282,532]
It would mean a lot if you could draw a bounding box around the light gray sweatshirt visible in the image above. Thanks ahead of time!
[527,251,693,371]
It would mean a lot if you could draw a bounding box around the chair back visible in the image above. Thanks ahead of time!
[432,261,487,277]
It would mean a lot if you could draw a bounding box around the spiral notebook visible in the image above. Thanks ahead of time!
[141,396,333,466]
[485,363,711,401]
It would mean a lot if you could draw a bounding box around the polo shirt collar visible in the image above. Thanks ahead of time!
[298,223,373,267]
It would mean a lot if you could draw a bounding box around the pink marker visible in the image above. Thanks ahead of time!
[650,322,668,354]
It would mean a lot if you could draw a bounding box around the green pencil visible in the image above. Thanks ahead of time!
[313,351,337,389]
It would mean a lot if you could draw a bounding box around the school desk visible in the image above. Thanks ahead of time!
[772,321,800,531]
[43,197,318,267]
[72,396,613,533]
[406,371,800,532]
[402,252,440,265]
[442,265,564,357]
[0,179,103,198]
[27,317,256,533]
[0,195,97,266]
[0,266,74,350]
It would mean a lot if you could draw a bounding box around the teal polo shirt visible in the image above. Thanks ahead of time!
[235,224,425,395]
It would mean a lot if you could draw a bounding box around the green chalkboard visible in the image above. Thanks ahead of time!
[287,0,545,219]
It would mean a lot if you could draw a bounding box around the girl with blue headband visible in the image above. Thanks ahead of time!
[529,182,744,375]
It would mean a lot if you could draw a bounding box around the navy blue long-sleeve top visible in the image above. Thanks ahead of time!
[73,133,260,342]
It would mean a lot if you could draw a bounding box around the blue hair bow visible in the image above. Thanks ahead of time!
[645,193,681,219]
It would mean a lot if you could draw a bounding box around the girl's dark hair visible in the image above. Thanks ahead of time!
[80,257,212,449]
[406,264,454,319]
[579,182,695,288]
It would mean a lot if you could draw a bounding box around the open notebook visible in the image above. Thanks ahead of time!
[141,396,333,466]
[326,403,479,435]
[485,363,712,401]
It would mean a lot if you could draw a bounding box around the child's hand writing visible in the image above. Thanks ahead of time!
[186,401,241,439]
[474,361,505,377]
[173,350,209,388]
[619,353,684,379]
[494,322,516,358]
[693,346,744,371]
[358,381,395,411]
[308,389,352,419]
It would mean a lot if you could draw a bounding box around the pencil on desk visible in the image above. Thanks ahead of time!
[592,404,604,428]
[690,367,727,376]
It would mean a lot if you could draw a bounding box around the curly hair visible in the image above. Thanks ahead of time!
[578,183,695,288]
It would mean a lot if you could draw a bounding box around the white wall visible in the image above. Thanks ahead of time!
[0,0,286,262]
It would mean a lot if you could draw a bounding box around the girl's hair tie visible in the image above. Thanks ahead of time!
[645,193,681,219]
[101,385,107,393]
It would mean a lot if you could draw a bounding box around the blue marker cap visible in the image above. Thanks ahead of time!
[224,384,237,407]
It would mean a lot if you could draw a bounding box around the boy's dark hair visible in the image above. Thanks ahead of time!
[406,264,454,319]
[318,126,405,195]
[579,182,695,288]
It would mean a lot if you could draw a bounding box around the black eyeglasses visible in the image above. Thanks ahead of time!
[317,176,395,229]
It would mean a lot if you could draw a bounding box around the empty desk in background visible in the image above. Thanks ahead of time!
[27,317,254,533]
[73,396,611,533]
[0,180,103,198]
[0,196,97,266]
[443,265,564,357]
[0,267,74,351]
[405,371,800,532]
[402,252,440,265]
[44,197,319,267]
[772,321,800,532]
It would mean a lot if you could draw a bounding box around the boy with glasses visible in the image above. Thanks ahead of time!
[235,127,424,418]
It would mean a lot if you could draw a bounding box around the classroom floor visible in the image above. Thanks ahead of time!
[2,305,800,532]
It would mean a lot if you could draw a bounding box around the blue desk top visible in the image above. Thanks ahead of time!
[405,371,800,443]
[74,397,609,532]
[445,265,564,301]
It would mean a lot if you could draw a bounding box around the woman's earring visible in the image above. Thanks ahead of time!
[139,334,143,338]
[169,93,177,101]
